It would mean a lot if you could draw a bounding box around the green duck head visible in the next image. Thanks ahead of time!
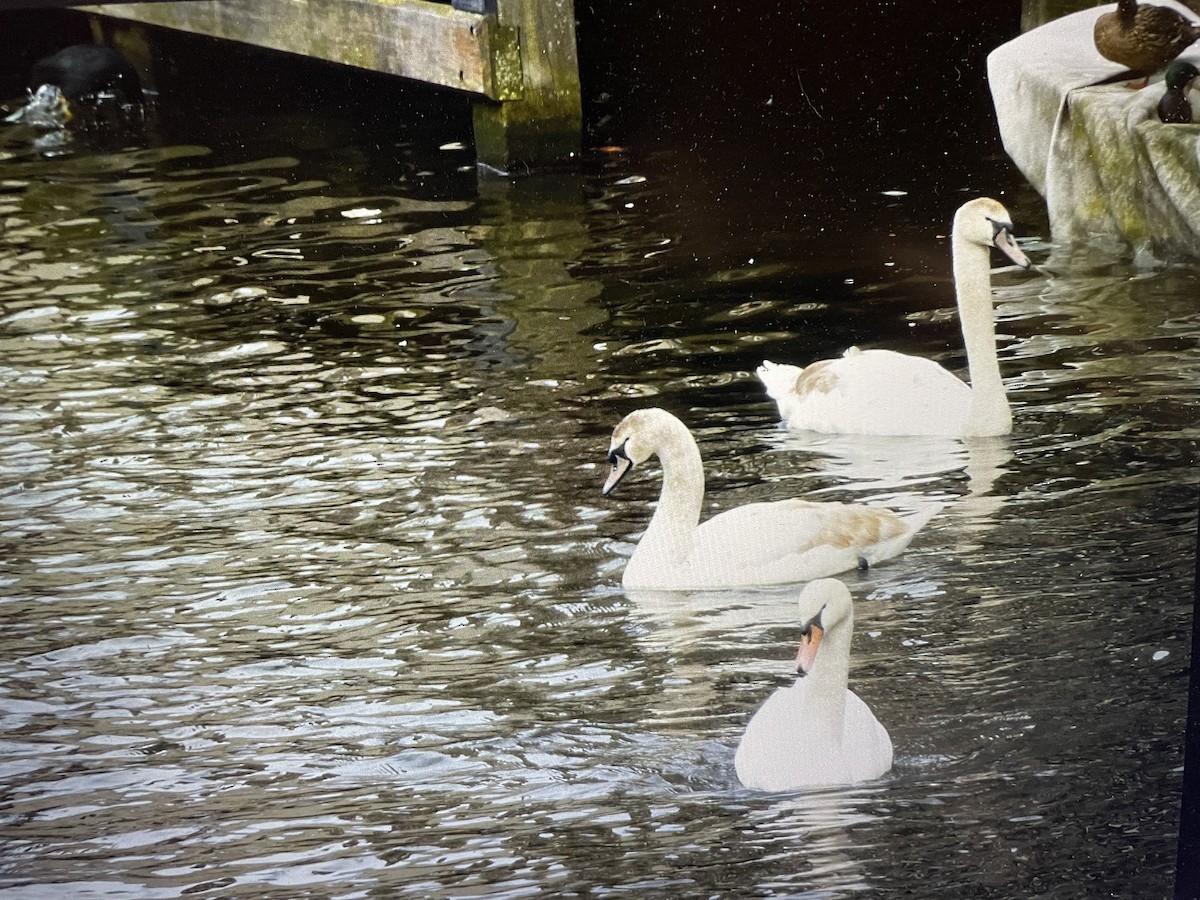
[1165,60,1200,91]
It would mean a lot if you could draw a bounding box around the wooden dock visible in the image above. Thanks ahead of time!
[83,0,581,170]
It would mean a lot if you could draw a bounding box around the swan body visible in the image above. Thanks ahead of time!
[757,197,1031,438]
[602,408,938,590]
[735,578,892,790]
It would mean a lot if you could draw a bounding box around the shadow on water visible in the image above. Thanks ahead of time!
[0,3,1195,898]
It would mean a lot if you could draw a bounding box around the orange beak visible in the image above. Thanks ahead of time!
[794,606,826,676]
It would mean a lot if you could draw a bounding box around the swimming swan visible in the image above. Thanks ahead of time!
[602,408,938,590]
[735,578,892,790]
[757,197,1032,437]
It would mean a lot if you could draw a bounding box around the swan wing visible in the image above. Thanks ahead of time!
[689,499,912,586]
[735,681,841,789]
[763,349,972,436]
[842,690,893,782]
[735,685,893,790]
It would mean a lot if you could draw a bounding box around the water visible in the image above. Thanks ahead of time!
[0,32,1197,900]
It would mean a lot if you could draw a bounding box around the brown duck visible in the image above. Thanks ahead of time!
[1094,0,1200,81]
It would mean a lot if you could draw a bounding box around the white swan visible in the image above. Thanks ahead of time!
[735,578,891,790]
[757,197,1032,437]
[601,408,939,590]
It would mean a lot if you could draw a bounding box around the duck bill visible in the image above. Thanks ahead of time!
[602,454,633,496]
[993,226,1031,270]
[794,622,825,676]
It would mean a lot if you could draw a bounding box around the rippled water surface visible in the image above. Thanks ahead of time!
[1,44,1197,900]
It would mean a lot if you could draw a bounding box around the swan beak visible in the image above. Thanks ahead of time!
[602,442,633,496]
[991,222,1032,270]
[794,606,826,676]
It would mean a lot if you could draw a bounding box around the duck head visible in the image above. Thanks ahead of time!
[1166,59,1200,90]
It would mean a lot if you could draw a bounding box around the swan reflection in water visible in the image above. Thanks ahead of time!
[762,429,1014,538]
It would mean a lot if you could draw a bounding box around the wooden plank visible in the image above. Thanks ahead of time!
[82,0,523,100]
[472,0,580,168]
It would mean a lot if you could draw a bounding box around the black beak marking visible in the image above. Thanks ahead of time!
[988,216,1014,244]
[608,439,631,469]
[794,604,827,678]
[602,438,635,497]
[801,604,826,636]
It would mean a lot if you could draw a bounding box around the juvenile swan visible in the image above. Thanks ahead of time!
[602,408,938,590]
[757,197,1032,437]
[736,578,892,790]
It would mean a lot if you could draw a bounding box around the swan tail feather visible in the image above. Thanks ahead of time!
[901,502,942,534]
[756,360,804,401]
[861,502,942,566]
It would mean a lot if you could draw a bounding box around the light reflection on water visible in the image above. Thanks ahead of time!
[0,120,1196,898]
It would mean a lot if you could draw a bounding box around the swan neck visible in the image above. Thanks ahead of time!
[642,422,705,559]
[791,623,851,729]
[808,623,852,696]
[952,235,1010,435]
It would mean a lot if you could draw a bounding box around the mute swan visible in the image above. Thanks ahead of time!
[735,578,892,790]
[602,408,938,590]
[757,197,1032,437]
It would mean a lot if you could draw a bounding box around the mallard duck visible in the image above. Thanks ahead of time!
[735,579,893,790]
[1094,0,1200,83]
[756,198,1031,438]
[1158,58,1199,121]
[5,44,142,129]
[601,408,939,590]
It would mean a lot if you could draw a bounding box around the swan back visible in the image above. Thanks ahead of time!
[735,579,892,790]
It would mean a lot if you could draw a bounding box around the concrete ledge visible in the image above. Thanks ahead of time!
[990,3,1200,258]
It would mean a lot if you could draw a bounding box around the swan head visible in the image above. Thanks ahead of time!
[794,579,853,676]
[601,407,685,495]
[954,198,1031,270]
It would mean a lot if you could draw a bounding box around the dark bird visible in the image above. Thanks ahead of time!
[1094,0,1200,85]
[6,44,143,129]
[1158,58,1199,121]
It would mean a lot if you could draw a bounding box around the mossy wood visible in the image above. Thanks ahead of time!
[472,0,581,170]
[84,0,580,168]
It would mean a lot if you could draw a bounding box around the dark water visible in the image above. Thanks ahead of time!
[0,12,1196,899]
